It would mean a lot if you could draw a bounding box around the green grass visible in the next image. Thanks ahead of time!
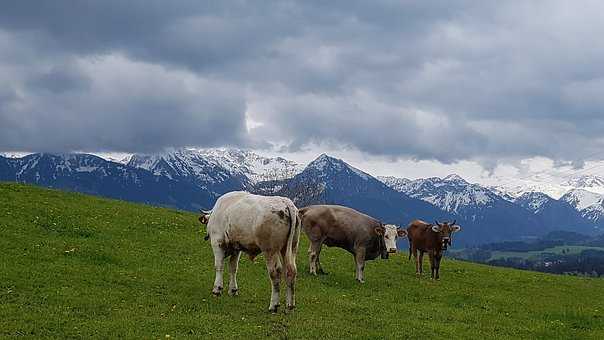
[1,182,604,339]
[489,246,604,261]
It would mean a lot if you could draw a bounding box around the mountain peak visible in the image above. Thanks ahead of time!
[304,154,373,180]
[443,174,467,183]
[307,153,341,170]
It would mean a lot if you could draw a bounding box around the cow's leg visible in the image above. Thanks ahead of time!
[412,245,420,276]
[212,245,226,296]
[418,251,425,275]
[429,251,435,280]
[315,241,327,275]
[354,247,366,283]
[308,241,323,275]
[228,251,241,296]
[266,252,282,313]
[282,249,297,311]
[434,254,442,280]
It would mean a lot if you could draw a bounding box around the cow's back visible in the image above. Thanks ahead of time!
[407,219,433,250]
[208,191,296,252]
[300,205,378,250]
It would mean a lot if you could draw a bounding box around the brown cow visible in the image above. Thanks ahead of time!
[299,205,407,283]
[407,219,461,280]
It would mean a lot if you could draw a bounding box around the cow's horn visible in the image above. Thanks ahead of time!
[452,220,456,225]
[200,209,211,215]
[434,220,440,226]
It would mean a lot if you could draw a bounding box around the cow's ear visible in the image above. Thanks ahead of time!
[451,225,461,232]
[374,226,385,236]
[397,228,408,237]
[431,225,441,233]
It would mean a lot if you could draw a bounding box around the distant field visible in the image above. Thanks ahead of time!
[488,246,604,261]
[2,182,604,339]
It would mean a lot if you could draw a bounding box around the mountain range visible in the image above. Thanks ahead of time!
[2,148,604,245]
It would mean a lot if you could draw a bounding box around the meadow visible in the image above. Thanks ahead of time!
[1,182,603,339]
[488,245,604,261]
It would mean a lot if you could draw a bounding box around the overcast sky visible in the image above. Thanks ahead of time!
[2,1,604,180]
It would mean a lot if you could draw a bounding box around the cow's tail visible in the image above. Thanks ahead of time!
[284,205,300,275]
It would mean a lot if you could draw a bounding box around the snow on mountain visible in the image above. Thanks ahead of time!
[564,175,604,188]
[128,148,301,187]
[487,178,570,200]
[377,176,411,192]
[379,173,548,242]
[127,148,252,196]
[485,173,604,200]
[306,154,371,181]
[0,152,31,159]
[514,192,553,213]
[560,189,604,225]
[196,148,302,182]
[560,189,603,211]
[562,175,604,195]
[380,174,496,214]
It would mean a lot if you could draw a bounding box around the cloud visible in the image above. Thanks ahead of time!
[1,1,604,164]
[0,52,251,152]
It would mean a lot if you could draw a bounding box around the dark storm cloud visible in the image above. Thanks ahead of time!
[1,1,604,163]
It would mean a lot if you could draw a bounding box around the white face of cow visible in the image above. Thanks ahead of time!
[384,224,408,253]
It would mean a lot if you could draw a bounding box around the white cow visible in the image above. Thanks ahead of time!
[199,191,301,313]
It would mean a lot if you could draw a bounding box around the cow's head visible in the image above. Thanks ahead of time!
[384,224,408,254]
[374,225,389,259]
[431,220,461,250]
[198,209,212,225]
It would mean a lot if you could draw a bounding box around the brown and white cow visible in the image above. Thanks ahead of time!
[299,205,407,283]
[407,219,461,280]
[199,191,301,313]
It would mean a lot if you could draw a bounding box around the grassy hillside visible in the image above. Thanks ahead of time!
[1,183,603,339]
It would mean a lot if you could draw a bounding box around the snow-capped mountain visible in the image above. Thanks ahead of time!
[128,148,252,195]
[195,148,302,182]
[560,189,604,226]
[379,174,499,214]
[0,153,215,210]
[3,149,603,244]
[560,189,602,211]
[379,174,559,242]
[514,191,593,234]
[487,179,570,200]
[486,174,604,200]
[127,148,302,194]
[514,192,553,214]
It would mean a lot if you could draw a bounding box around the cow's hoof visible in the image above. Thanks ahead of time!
[212,287,223,296]
[356,279,365,284]
[286,305,295,312]
[318,269,328,275]
[228,288,239,296]
[268,305,279,314]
